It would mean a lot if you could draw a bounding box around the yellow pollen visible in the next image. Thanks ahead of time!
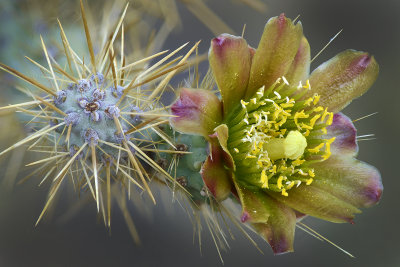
[313,95,321,105]
[294,111,309,126]
[277,175,285,189]
[234,148,239,153]
[326,112,334,125]
[281,188,288,196]
[309,114,321,128]
[292,158,305,166]
[306,178,313,185]
[308,169,315,177]
[313,106,324,113]
[286,181,295,190]
[261,169,269,188]
[303,79,311,89]
[308,143,325,153]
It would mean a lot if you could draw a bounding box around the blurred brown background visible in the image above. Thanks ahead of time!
[0,0,398,266]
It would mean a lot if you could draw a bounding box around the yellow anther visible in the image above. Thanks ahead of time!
[326,112,334,125]
[306,178,313,185]
[300,123,313,130]
[303,79,311,89]
[304,97,313,106]
[298,169,308,176]
[286,181,295,190]
[245,154,256,159]
[308,169,315,177]
[277,176,285,189]
[269,165,277,174]
[321,107,329,122]
[233,148,239,153]
[326,137,336,144]
[313,106,324,113]
[251,98,257,104]
[322,139,334,160]
[292,158,305,166]
[260,169,269,188]
[294,111,309,126]
[308,142,325,153]
[313,94,321,105]
[320,128,327,134]
[281,188,288,196]
[281,102,294,108]
[309,114,321,128]
[279,165,288,172]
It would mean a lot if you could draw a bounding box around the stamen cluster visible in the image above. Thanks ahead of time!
[226,78,335,196]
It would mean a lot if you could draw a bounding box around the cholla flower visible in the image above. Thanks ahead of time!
[170,14,383,254]
[0,0,197,228]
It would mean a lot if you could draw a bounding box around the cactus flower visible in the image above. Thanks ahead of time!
[170,14,383,254]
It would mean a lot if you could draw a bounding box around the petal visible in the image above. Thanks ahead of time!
[308,50,379,113]
[269,184,361,223]
[251,198,296,254]
[310,156,383,208]
[170,88,223,137]
[210,124,235,170]
[324,112,358,156]
[209,34,252,116]
[246,14,303,99]
[285,36,311,86]
[233,179,271,223]
[200,144,232,201]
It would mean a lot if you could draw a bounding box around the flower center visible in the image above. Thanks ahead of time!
[226,78,335,196]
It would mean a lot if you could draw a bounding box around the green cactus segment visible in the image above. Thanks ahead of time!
[157,126,209,203]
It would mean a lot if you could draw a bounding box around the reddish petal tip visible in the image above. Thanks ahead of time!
[241,211,250,223]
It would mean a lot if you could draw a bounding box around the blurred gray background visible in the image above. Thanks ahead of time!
[0,0,399,266]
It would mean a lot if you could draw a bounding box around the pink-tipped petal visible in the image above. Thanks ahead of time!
[251,198,296,254]
[269,184,361,223]
[308,50,379,113]
[324,112,358,156]
[246,14,303,99]
[311,156,383,208]
[170,88,223,138]
[286,36,311,86]
[209,34,252,116]
[233,180,271,223]
[201,144,232,201]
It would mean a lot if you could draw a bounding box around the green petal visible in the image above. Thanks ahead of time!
[233,180,271,223]
[252,200,296,254]
[170,88,223,138]
[269,184,361,223]
[200,144,232,201]
[285,36,310,86]
[310,156,383,208]
[209,34,252,116]
[308,50,379,113]
[246,14,303,99]
[233,179,296,254]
